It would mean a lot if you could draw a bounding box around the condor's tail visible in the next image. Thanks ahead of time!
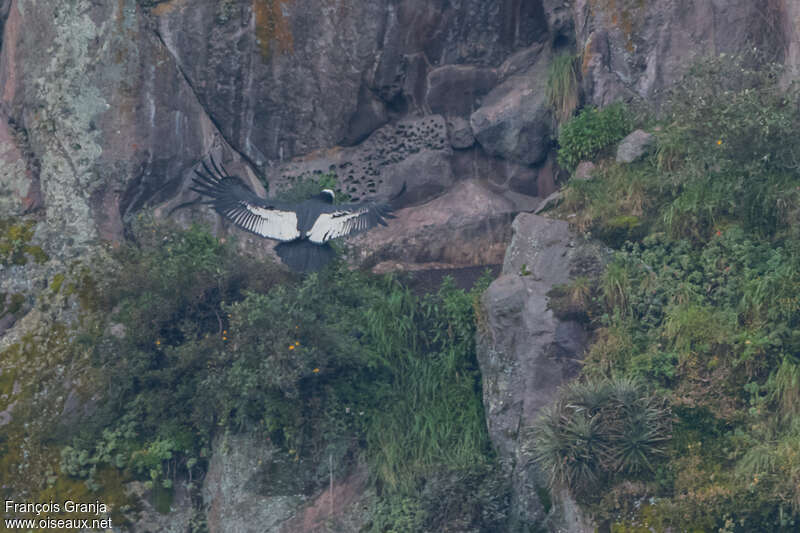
[275,240,337,273]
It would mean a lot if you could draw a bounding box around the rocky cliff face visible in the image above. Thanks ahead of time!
[0,0,795,531]
[477,214,607,530]
[0,0,787,263]
[573,0,785,107]
[0,0,573,267]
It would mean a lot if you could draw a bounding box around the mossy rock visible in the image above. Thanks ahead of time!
[50,273,66,294]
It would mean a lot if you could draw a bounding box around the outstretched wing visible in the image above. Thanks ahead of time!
[305,201,396,244]
[191,157,300,242]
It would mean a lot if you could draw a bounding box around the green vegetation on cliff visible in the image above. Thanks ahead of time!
[0,209,501,530]
[543,52,800,532]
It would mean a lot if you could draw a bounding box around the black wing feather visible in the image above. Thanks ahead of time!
[190,158,301,242]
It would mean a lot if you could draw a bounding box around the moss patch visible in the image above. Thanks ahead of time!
[0,323,129,526]
[0,218,48,266]
[50,273,66,294]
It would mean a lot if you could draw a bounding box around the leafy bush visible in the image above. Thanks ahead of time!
[61,217,287,490]
[56,218,499,529]
[557,103,631,171]
[657,52,800,239]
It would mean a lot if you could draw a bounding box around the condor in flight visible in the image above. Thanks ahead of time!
[191,156,399,272]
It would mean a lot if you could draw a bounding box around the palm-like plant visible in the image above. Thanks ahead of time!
[534,400,608,498]
[532,377,671,503]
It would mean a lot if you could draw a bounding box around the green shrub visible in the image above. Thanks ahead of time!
[658,52,800,239]
[557,103,632,171]
[58,218,498,529]
[60,217,287,489]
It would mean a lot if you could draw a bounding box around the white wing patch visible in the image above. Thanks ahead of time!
[306,210,367,243]
[223,203,300,241]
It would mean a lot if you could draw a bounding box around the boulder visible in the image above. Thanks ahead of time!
[425,64,498,117]
[616,129,654,163]
[450,148,539,196]
[501,214,609,283]
[203,433,305,533]
[350,179,539,271]
[477,213,607,529]
[573,161,596,180]
[470,50,552,165]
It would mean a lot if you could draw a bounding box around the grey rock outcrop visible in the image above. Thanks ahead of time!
[470,48,553,166]
[268,115,449,205]
[573,0,784,106]
[202,433,303,533]
[0,0,228,254]
[616,129,654,163]
[0,0,557,261]
[153,0,549,167]
[201,432,370,533]
[425,64,498,117]
[477,213,607,530]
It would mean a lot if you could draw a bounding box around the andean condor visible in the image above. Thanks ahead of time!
[190,156,399,272]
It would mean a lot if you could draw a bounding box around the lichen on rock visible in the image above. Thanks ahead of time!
[254,0,294,59]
